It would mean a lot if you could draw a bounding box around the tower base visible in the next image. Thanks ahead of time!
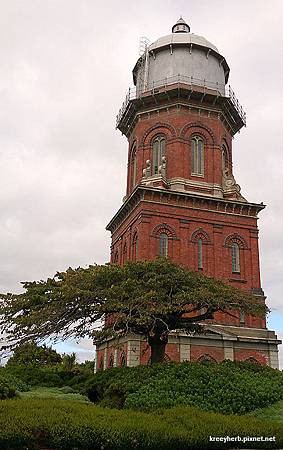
[95,326,281,372]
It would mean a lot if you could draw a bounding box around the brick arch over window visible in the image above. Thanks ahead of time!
[151,223,177,238]
[191,228,211,244]
[224,233,248,249]
[180,122,216,146]
[141,122,177,146]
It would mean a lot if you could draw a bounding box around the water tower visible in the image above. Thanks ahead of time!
[96,18,281,370]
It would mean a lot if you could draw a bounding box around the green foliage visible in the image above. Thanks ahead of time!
[0,368,30,392]
[82,361,283,415]
[61,352,77,372]
[2,358,94,391]
[1,260,266,363]
[3,365,64,387]
[6,341,62,367]
[18,387,90,403]
[0,398,281,449]
[0,377,16,399]
[251,400,283,423]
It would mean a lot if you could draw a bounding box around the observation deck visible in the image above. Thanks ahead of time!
[116,75,246,137]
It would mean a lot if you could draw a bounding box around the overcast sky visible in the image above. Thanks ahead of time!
[0,0,282,365]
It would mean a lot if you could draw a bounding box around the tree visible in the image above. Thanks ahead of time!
[6,341,62,367]
[0,259,267,364]
[62,352,77,372]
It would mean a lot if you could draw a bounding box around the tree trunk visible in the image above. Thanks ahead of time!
[148,334,168,364]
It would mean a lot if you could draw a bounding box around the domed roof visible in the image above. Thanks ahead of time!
[132,19,230,84]
[148,32,219,54]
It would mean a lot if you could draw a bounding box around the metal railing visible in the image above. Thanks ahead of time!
[116,74,246,128]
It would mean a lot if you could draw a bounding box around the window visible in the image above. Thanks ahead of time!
[123,242,128,264]
[191,136,204,176]
[197,238,203,269]
[120,351,126,367]
[222,145,229,173]
[198,354,217,364]
[159,233,168,257]
[152,136,165,175]
[109,354,114,368]
[99,357,104,371]
[132,147,137,188]
[239,310,245,325]
[114,251,119,264]
[245,356,259,364]
[132,233,138,261]
[231,243,240,273]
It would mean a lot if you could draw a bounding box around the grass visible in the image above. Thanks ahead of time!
[18,386,90,403]
[0,398,282,449]
[251,400,283,423]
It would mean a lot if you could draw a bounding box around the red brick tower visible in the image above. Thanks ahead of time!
[96,18,281,371]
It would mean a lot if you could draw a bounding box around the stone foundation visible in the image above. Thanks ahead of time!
[95,325,281,371]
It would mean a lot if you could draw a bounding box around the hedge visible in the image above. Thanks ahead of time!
[0,399,281,449]
[82,361,283,414]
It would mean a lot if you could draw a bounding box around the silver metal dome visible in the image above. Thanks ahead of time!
[133,19,230,95]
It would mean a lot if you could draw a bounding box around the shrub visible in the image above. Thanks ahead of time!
[18,387,90,403]
[0,398,281,449]
[2,360,94,390]
[0,368,30,392]
[3,365,64,387]
[83,361,283,414]
[0,378,16,399]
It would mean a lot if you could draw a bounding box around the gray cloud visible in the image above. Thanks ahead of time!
[0,0,282,361]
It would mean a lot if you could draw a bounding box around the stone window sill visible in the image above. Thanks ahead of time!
[229,278,247,283]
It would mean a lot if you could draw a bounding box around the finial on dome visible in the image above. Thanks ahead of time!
[172,17,190,33]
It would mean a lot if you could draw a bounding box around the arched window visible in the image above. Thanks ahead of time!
[122,242,128,264]
[120,351,126,367]
[152,135,166,175]
[197,354,217,364]
[191,136,204,176]
[159,233,168,257]
[114,251,119,264]
[222,144,229,174]
[191,229,211,271]
[197,238,203,270]
[109,354,114,368]
[131,147,137,188]
[231,243,240,273]
[132,233,138,261]
[245,356,259,365]
[99,357,104,371]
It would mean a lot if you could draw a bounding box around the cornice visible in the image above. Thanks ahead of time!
[106,186,265,234]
